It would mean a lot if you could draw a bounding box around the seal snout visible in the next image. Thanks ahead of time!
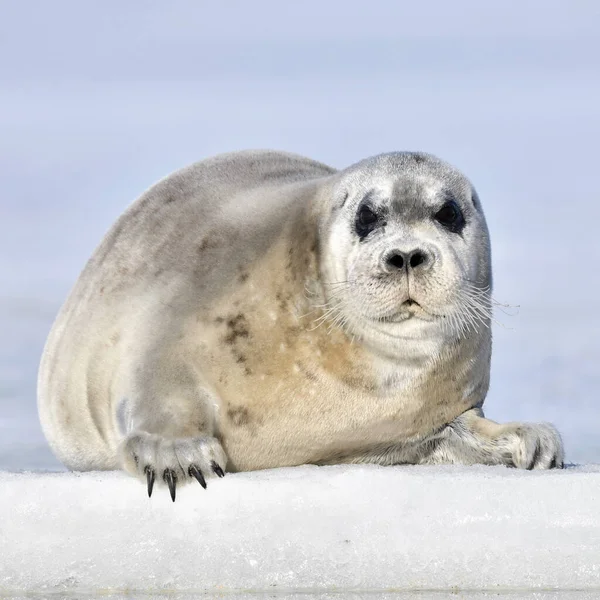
[383,248,432,272]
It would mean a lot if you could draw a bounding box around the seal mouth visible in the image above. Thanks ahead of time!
[402,298,421,309]
[374,299,435,324]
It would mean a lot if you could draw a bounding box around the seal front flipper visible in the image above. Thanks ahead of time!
[119,431,227,501]
[420,408,565,469]
[114,336,228,500]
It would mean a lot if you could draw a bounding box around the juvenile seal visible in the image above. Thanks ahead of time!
[38,150,564,500]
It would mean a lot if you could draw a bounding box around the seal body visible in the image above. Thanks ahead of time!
[38,150,564,497]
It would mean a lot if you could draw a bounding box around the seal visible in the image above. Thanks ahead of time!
[38,150,564,500]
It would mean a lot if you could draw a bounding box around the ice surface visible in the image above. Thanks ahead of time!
[1,464,599,596]
[6,596,598,600]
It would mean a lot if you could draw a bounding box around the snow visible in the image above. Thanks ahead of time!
[1,464,599,597]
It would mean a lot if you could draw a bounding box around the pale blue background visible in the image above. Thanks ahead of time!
[1,1,599,469]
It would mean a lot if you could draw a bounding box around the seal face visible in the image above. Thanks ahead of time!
[37,150,564,501]
[319,153,491,357]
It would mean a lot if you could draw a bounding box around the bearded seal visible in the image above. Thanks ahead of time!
[38,150,564,501]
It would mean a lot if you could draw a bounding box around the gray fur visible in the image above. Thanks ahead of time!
[38,150,564,490]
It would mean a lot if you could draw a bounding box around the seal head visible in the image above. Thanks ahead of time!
[317,152,491,356]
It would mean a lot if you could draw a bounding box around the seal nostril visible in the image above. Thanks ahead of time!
[387,252,405,270]
[409,251,426,269]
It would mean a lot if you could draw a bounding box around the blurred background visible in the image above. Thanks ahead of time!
[1,1,598,470]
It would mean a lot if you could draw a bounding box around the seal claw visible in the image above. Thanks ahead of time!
[211,461,225,478]
[163,468,177,502]
[145,466,155,498]
[189,464,207,489]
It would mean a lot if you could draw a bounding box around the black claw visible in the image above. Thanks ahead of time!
[189,464,207,489]
[211,460,225,478]
[163,469,177,502]
[145,466,155,498]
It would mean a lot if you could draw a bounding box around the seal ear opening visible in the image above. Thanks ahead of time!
[332,189,350,211]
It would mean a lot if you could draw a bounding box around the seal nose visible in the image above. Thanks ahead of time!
[386,249,430,271]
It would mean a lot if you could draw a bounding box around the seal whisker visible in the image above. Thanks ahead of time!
[460,289,514,331]
[462,282,519,316]
[326,305,350,334]
[298,299,340,320]
[461,292,491,329]
[324,279,353,286]
[492,300,520,317]
[307,302,346,332]
[441,289,488,338]
[457,307,479,336]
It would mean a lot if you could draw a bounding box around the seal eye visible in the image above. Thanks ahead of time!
[434,200,465,234]
[359,205,377,226]
[355,205,379,239]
